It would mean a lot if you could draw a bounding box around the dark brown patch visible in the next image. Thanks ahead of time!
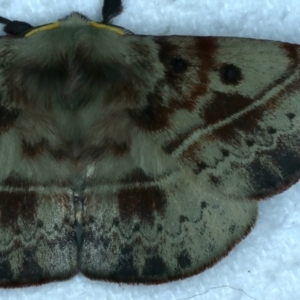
[73,42,135,97]
[109,140,130,157]
[0,105,20,132]
[120,168,155,184]
[10,56,68,105]
[204,92,254,126]
[155,38,197,111]
[282,43,299,66]
[49,147,71,160]
[130,37,218,132]
[0,191,38,227]
[10,43,135,110]
[213,105,264,142]
[189,37,218,99]
[3,173,33,188]
[159,38,218,113]
[213,124,238,143]
[22,139,48,158]
[155,39,183,90]
[219,63,243,85]
[128,92,170,131]
[117,186,167,223]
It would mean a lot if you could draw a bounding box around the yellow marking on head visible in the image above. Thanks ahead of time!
[25,22,60,37]
[24,21,125,38]
[89,21,125,35]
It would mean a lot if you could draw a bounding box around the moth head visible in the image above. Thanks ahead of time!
[0,0,130,37]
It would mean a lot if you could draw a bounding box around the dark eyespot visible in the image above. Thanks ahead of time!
[219,63,243,85]
[171,57,188,72]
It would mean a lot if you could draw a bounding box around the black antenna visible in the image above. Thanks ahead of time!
[0,16,33,35]
[102,0,123,24]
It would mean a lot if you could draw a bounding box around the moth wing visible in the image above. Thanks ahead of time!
[81,173,257,283]
[0,66,78,286]
[162,37,300,201]
[80,36,300,283]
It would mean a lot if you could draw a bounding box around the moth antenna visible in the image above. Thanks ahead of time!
[0,16,11,25]
[0,16,33,35]
[102,0,123,24]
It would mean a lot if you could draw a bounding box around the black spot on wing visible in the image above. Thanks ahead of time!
[273,146,300,178]
[193,161,208,175]
[177,250,192,269]
[247,137,300,199]
[201,201,207,209]
[219,63,243,85]
[142,255,167,278]
[0,259,13,282]
[18,249,46,283]
[155,39,189,91]
[247,159,281,197]
[157,224,163,232]
[246,139,255,147]
[286,112,295,120]
[171,57,188,72]
[221,148,229,157]
[179,215,189,223]
[113,246,139,280]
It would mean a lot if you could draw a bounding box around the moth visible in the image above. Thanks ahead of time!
[0,0,299,288]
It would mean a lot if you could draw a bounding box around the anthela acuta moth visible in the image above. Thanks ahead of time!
[0,0,299,287]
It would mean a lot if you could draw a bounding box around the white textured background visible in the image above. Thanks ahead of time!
[0,0,300,299]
